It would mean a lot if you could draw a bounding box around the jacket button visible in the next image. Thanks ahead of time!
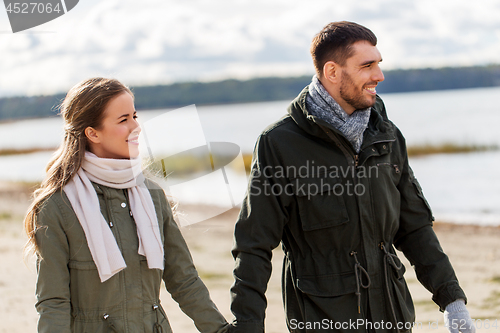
[121,202,127,208]
[103,313,109,320]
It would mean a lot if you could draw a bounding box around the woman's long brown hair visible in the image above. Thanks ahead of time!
[24,77,132,257]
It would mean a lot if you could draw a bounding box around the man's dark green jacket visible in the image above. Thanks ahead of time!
[230,87,466,332]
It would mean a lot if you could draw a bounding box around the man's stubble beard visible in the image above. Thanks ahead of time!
[339,70,376,111]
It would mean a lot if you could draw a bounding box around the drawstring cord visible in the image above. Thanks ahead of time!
[350,251,371,314]
[103,303,164,333]
[103,314,119,333]
[153,304,164,333]
[380,242,402,333]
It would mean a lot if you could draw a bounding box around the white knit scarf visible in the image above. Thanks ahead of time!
[63,152,164,282]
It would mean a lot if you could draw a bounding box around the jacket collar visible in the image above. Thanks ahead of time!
[288,86,396,151]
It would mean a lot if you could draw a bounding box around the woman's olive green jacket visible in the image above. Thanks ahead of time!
[35,179,228,333]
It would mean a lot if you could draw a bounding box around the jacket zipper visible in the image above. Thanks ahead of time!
[317,124,359,170]
[376,162,400,173]
[320,125,403,318]
[319,123,397,169]
[365,138,396,147]
[337,137,359,170]
[100,185,129,328]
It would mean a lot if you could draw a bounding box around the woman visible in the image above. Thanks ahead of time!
[24,78,229,333]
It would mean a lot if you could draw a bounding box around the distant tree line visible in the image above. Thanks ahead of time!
[377,65,500,93]
[0,93,66,121]
[1,64,499,121]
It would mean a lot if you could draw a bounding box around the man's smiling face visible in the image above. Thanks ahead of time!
[336,40,384,113]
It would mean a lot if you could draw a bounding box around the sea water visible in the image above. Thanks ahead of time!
[1,86,499,225]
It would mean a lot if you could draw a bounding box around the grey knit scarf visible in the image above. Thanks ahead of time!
[306,75,371,153]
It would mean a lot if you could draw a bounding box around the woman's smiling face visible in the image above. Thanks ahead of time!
[85,92,141,159]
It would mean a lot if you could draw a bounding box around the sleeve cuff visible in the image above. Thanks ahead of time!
[230,320,265,333]
[432,282,467,312]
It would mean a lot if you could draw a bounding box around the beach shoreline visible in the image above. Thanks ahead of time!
[1,182,499,332]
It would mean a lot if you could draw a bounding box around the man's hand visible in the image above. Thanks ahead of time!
[444,299,476,333]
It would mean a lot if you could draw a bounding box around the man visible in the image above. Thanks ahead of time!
[229,22,474,333]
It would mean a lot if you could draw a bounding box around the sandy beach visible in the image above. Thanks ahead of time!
[1,182,500,333]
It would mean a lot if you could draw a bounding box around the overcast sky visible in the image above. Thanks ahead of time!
[1,0,499,97]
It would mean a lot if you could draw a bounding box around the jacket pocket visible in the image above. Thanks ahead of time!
[69,260,98,270]
[389,261,416,327]
[296,272,357,297]
[376,162,401,175]
[292,176,349,230]
[68,260,122,309]
[296,273,363,325]
[411,177,435,221]
[140,259,163,302]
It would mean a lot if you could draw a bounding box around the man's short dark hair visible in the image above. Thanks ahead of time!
[310,21,377,77]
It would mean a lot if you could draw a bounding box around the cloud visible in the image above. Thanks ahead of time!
[0,0,499,97]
